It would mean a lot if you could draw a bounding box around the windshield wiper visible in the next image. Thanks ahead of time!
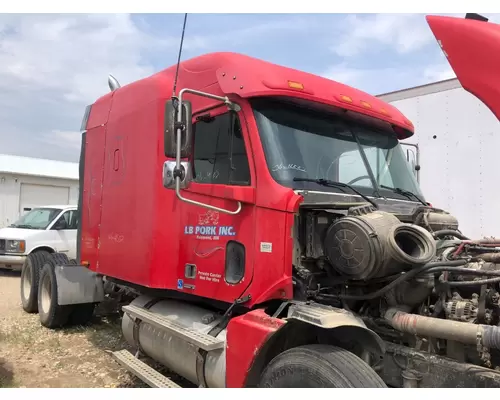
[293,177,379,209]
[380,185,427,206]
[12,224,36,229]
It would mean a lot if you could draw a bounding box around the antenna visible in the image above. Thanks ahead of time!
[172,13,188,97]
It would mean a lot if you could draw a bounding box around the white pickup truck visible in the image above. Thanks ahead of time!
[0,205,78,271]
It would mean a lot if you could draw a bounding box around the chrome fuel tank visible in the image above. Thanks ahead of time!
[122,295,227,388]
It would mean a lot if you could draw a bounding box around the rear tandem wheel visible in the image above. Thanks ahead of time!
[20,250,52,313]
[37,253,96,328]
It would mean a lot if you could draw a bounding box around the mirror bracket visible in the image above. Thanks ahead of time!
[164,87,242,215]
[163,161,192,190]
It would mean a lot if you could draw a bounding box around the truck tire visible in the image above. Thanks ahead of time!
[20,250,51,313]
[68,303,96,326]
[258,344,387,388]
[37,254,72,329]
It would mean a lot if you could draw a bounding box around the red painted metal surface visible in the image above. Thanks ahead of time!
[225,309,286,388]
[427,15,500,120]
[80,52,412,305]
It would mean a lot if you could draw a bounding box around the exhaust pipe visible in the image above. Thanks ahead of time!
[108,74,121,92]
[385,308,500,350]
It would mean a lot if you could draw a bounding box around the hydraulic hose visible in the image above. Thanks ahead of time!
[385,308,500,350]
[330,259,467,301]
[426,267,500,276]
[445,277,500,287]
[433,230,470,240]
[424,267,500,286]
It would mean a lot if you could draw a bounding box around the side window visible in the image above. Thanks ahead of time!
[193,112,251,185]
[57,210,78,230]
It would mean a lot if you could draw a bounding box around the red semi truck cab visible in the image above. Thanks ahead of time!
[79,52,420,307]
[22,13,500,389]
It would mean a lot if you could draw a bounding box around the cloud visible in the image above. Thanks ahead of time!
[330,14,435,58]
[1,12,498,164]
[0,14,184,162]
[42,130,82,150]
[330,13,500,60]
[321,61,455,96]
[0,13,310,163]
[423,63,456,82]
[0,14,169,104]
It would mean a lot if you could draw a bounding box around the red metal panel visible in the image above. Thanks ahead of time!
[95,95,166,285]
[80,125,106,269]
[247,206,292,306]
[427,15,500,121]
[86,92,113,130]
[226,309,286,388]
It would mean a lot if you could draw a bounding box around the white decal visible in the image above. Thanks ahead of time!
[260,242,272,253]
[272,163,306,173]
[108,233,124,243]
[198,271,222,283]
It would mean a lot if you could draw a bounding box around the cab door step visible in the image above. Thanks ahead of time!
[112,349,181,388]
[122,304,224,351]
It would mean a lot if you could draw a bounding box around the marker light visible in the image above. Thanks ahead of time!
[339,95,353,103]
[360,100,372,109]
[288,81,304,90]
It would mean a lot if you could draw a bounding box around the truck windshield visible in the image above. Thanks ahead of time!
[9,208,62,230]
[251,98,424,202]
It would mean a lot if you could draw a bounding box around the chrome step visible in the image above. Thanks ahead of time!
[122,304,225,351]
[111,349,181,388]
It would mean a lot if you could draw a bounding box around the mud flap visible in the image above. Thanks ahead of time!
[55,265,105,306]
[427,14,500,120]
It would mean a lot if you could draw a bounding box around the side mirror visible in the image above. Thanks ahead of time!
[406,148,421,182]
[164,99,193,159]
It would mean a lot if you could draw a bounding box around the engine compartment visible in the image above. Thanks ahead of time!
[292,204,500,370]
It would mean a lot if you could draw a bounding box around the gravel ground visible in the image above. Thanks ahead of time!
[0,269,185,388]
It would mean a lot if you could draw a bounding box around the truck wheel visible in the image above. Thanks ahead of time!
[37,255,72,329]
[258,344,387,388]
[68,303,96,326]
[20,250,51,313]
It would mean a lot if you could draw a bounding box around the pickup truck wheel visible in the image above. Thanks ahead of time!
[258,344,387,388]
[20,250,51,313]
[37,256,72,329]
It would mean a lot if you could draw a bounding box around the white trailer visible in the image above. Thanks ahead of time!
[378,78,500,239]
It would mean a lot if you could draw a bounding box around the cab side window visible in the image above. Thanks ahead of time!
[193,112,251,185]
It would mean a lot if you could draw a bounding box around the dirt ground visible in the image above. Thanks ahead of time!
[0,269,179,388]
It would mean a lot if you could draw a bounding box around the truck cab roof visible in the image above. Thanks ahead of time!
[85,52,415,140]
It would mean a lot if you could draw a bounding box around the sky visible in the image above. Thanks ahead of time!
[0,12,499,163]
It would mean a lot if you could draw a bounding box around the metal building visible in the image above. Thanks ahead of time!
[378,78,500,239]
[0,154,79,228]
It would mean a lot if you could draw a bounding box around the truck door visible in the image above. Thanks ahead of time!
[50,208,78,258]
[427,14,500,120]
[177,108,256,304]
